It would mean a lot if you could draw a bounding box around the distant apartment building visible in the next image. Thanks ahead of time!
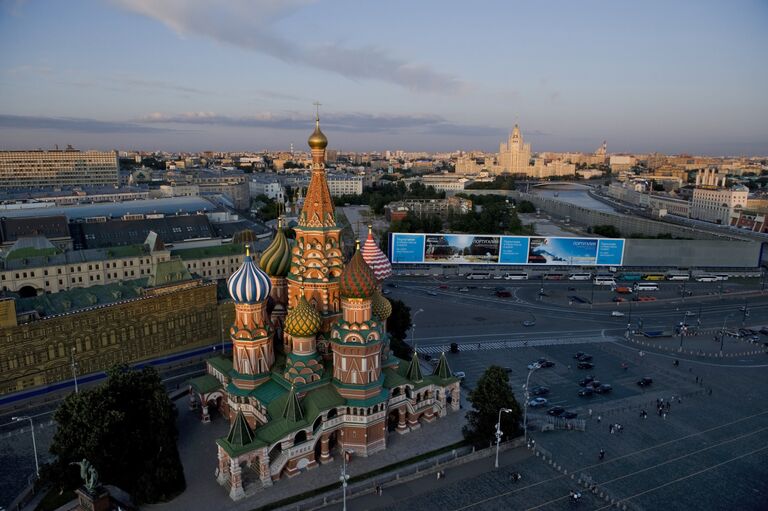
[326,173,364,195]
[384,197,473,222]
[609,155,635,172]
[0,149,119,188]
[529,159,576,179]
[497,124,532,174]
[249,176,284,200]
[169,170,250,209]
[691,185,749,224]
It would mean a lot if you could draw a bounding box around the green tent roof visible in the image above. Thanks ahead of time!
[432,352,452,380]
[405,351,423,383]
[226,410,256,447]
[281,385,304,423]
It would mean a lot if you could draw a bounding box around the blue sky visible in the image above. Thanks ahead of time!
[1,0,766,154]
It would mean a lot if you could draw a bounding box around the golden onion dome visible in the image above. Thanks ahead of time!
[371,291,392,320]
[284,296,322,338]
[259,226,290,277]
[308,120,328,150]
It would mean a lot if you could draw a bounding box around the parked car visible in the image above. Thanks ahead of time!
[495,290,512,298]
[439,284,449,289]
[577,354,593,362]
[522,320,536,327]
[612,297,625,303]
[578,376,596,387]
[578,388,594,397]
[528,397,548,408]
[573,352,587,359]
[529,358,554,370]
[386,282,398,288]
[547,406,565,416]
[503,367,514,373]
[637,377,653,387]
[458,287,470,292]
[577,361,594,370]
[595,383,613,394]
[450,342,460,353]
[427,290,438,296]
[611,310,625,317]
[760,326,768,336]
[562,411,578,419]
[530,385,550,396]
[454,371,466,381]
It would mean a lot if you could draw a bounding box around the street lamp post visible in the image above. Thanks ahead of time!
[340,449,354,511]
[523,363,540,446]
[741,301,749,327]
[495,408,513,469]
[13,416,39,478]
[678,312,687,351]
[719,313,736,356]
[70,347,79,393]
[410,308,424,348]
[625,301,633,339]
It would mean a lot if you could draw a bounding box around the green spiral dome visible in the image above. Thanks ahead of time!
[259,228,290,277]
[371,291,392,320]
[285,296,322,337]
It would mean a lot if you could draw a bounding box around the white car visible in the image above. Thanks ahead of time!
[454,371,466,381]
[528,397,548,408]
[611,310,625,317]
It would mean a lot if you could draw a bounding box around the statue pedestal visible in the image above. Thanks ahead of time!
[76,486,110,511]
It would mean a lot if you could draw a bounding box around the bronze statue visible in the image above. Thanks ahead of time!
[71,458,100,492]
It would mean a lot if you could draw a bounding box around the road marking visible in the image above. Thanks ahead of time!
[417,336,619,354]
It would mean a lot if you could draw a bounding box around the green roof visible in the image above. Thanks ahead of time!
[406,351,423,382]
[432,352,453,379]
[171,243,245,260]
[207,355,233,377]
[226,410,256,447]
[106,244,147,258]
[382,367,410,389]
[281,385,304,422]
[148,257,192,287]
[5,247,58,261]
[251,378,287,405]
[189,374,222,394]
[15,278,148,316]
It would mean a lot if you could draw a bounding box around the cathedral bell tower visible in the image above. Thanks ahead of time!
[227,246,275,390]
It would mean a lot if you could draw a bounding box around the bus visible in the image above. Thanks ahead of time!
[466,272,491,280]
[543,272,567,280]
[504,272,529,280]
[695,274,718,282]
[568,273,592,281]
[642,273,666,281]
[618,272,643,281]
[634,282,660,291]
[666,272,690,281]
[594,276,617,286]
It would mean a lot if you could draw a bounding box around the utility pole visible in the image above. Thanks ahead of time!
[71,347,79,393]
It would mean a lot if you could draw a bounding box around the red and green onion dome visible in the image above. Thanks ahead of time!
[285,296,322,337]
[361,227,392,281]
[259,226,290,277]
[371,291,392,320]
[339,246,377,299]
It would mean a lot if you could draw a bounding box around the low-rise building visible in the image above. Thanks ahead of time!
[384,197,473,222]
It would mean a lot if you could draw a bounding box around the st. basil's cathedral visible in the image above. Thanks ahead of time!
[189,115,460,500]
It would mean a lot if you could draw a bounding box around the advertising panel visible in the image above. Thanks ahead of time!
[390,233,624,266]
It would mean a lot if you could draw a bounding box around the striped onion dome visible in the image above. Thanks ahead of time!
[259,225,290,277]
[340,243,378,299]
[361,227,392,281]
[227,249,272,304]
[284,296,322,337]
[371,291,392,320]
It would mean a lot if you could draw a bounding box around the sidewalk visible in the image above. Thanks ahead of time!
[146,402,467,511]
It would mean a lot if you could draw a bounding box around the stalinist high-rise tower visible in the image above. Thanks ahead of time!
[497,123,532,174]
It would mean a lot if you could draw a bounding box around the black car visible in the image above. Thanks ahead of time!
[562,411,578,419]
[450,342,460,353]
[573,351,586,359]
[637,377,653,387]
[760,326,768,336]
[577,354,593,362]
[577,361,594,370]
[547,406,565,416]
[538,359,555,368]
[530,385,550,396]
[386,282,398,288]
[578,388,594,397]
[594,383,613,394]
[578,376,595,387]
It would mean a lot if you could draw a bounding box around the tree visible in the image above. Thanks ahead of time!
[47,365,186,504]
[593,224,621,238]
[517,200,536,214]
[462,366,522,448]
[386,298,413,359]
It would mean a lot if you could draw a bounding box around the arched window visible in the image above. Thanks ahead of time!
[313,416,322,430]
[392,387,401,397]
[328,408,338,419]
[294,430,307,444]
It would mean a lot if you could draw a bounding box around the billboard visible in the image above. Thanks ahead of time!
[390,233,624,266]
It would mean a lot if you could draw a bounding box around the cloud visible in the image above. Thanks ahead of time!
[139,110,500,136]
[0,114,176,133]
[110,0,465,93]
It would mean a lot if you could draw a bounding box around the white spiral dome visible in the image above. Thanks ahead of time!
[227,254,272,304]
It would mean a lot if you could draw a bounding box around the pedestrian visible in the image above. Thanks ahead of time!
[609,424,614,434]
[708,387,713,396]
[597,415,601,423]
[663,412,667,420]
[678,396,682,404]
[695,376,698,383]
[437,471,441,480]
[589,408,593,418]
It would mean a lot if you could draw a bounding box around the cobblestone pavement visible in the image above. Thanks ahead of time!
[335,340,768,511]
[0,416,56,508]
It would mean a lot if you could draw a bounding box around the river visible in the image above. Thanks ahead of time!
[530,185,619,213]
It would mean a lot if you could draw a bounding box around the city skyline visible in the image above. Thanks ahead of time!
[1,0,767,155]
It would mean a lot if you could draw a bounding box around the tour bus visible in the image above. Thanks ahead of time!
[504,272,529,280]
[695,274,719,282]
[634,282,660,291]
[466,272,492,280]
[666,272,690,281]
[568,273,592,281]
[642,273,666,281]
[618,272,643,281]
[594,275,617,286]
[543,272,567,280]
